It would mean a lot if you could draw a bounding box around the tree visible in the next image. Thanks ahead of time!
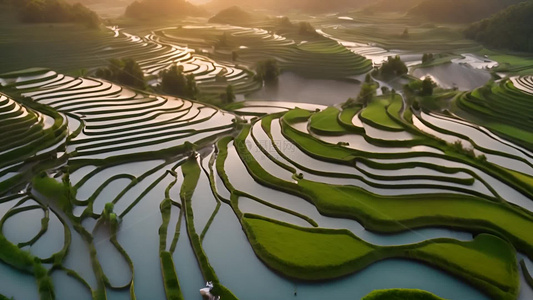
[405,76,436,96]
[421,76,436,96]
[357,82,376,107]
[217,32,229,47]
[378,55,408,79]
[279,16,292,27]
[298,22,318,36]
[232,51,239,61]
[342,97,357,109]
[422,53,434,64]
[255,59,280,84]
[95,58,145,90]
[159,65,198,99]
[220,84,236,104]
[364,73,373,84]
[401,28,409,39]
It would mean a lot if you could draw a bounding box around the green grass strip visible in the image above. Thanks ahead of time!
[361,289,446,300]
[180,157,239,300]
[360,97,405,131]
[160,251,184,300]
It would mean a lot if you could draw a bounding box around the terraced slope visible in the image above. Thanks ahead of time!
[0,68,532,300]
[0,70,68,192]
[454,77,533,150]
[0,68,239,300]
[102,26,261,97]
[152,25,372,79]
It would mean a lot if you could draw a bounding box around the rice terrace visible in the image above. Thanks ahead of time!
[0,0,532,300]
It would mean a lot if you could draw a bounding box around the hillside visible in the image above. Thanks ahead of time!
[408,0,524,23]
[465,1,533,52]
[208,6,258,26]
[203,0,372,13]
[8,0,100,28]
[125,0,205,19]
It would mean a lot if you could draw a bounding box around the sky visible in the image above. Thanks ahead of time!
[188,0,211,4]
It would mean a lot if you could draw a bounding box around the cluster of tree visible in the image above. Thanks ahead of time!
[275,17,319,37]
[421,53,435,64]
[298,22,319,37]
[12,0,99,28]
[278,16,293,28]
[94,59,203,99]
[408,0,524,23]
[254,59,280,84]
[208,5,255,26]
[125,0,205,20]
[343,74,377,108]
[95,58,146,90]
[219,85,235,104]
[376,56,408,80]
[448,140,486,162]
[464,1,533,53]
[405,76,436,96]
[205,0,372,14]
[159,65,198,99]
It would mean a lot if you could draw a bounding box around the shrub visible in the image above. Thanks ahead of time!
[220,84,236,104]
[96,58,145,90]
[377,55,408,79]
[254,59,280,84]
[159,65,198,99]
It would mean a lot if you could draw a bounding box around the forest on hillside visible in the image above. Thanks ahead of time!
[465,0,533,52]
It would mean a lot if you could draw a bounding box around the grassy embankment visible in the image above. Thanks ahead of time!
[453,78,533,150]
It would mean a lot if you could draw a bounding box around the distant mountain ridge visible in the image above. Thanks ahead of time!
[208,6,258,26]
[203,0,373,13]
[125,0,206,19]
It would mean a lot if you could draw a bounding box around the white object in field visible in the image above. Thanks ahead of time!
[199,282,220,300]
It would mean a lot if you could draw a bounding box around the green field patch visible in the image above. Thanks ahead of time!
[360,97,405,131]
[243,215,518,299]
[308,107,347,136]
[362,289,445,300]
[243,215,375,279]
[338,105,364,133]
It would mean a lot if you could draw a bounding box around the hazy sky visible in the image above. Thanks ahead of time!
[188,0,211,4]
